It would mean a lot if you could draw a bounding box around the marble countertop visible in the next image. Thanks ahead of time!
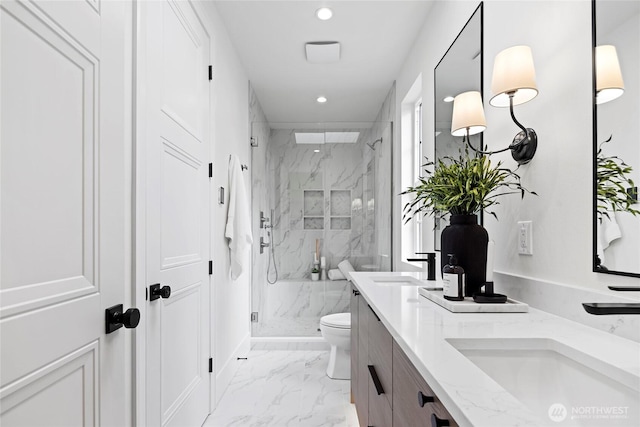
[349,271,640,427]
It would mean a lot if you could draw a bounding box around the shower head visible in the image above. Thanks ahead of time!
[367,138,383,150]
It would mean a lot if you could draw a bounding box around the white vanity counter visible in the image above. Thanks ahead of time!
[349,271,640,427]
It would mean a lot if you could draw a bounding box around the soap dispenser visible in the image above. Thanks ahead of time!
[443,254,465,301]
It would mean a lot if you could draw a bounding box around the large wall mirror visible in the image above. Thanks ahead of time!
[433,3,483,249]
[593,0,640,277]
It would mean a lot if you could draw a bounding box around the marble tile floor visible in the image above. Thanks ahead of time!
[203,349,359,427]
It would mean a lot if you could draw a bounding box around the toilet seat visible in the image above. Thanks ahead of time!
[320,313,351,329]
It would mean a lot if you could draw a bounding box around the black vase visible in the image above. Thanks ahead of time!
[440,214,488,297]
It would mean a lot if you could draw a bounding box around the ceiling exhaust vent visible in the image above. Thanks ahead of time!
[305,42,340,64]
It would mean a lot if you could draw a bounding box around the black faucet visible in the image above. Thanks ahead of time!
[582,303,640,315]
[407,252,436,281]
[583,286,640,315]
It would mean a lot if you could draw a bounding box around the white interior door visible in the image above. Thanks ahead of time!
[1,0,132,425]
[141,1,211,426]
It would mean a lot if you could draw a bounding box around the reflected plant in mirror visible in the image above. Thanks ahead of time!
[593,0,640,276]
[434,2,483,249]
[596,136,639,222]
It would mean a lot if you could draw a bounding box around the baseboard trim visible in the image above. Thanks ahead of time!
[251,336,330,350]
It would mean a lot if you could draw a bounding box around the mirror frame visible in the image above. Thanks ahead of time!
[591,0,640,278]
[433,2,484,250]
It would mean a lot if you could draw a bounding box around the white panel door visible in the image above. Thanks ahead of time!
[142,1,211,426]
[1,0,132,426]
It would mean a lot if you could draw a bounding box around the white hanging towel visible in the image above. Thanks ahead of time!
[597,209,622,264]
[225,155,253,279]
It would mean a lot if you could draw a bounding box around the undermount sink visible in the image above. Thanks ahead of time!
[371,276,434,287]
[447,338,640,426]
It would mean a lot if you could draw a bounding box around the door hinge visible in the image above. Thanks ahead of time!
[209,260,213,275]
[208,65,213,81]
[209,163,213,178]
[251,312,258,322]
[209,358,213,373]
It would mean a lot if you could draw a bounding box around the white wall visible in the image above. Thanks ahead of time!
[201,1,252,405]
[394,0,639,296]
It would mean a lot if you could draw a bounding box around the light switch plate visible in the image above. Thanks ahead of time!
[518,221,533,255]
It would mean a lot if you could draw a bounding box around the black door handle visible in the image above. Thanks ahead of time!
[431,414,450,427]
[418,391,435,407]
[106,304,140,334]
[150,284,171,301]
[368,365,385,395]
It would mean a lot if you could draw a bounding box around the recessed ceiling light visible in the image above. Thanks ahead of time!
[444,96,455,103]
[316,7,333,20]
[314,149,321,153]
[317,96,327,103]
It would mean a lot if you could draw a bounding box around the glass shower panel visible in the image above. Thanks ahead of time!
[250,122,392,337]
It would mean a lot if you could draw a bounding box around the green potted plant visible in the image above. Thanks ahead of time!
[596,136,639,222]
[402,147,535,295]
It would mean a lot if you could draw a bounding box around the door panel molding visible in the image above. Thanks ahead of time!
[1,340,98,426]
[1,0,98,317]
[160,139,202,269]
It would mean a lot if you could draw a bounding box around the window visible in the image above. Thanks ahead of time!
[400,75,423,266]
[413,100,423,255]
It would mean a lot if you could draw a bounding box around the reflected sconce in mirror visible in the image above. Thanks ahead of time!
[485,45,539,165]
[595,45,624,104]
[451,90,486,141]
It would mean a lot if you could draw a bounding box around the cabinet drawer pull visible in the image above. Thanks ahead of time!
[367,365,385,395]
[431,413,450,427]
[418,391,435,407]
[368,304,381,321]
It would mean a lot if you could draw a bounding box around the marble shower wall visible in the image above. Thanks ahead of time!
[267,128,370,278]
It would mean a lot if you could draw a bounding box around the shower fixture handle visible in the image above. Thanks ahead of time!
[260,237,270,254]
[259,211,270,228]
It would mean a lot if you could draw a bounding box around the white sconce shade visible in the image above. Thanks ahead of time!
[490,45,538,107]
[596,45,624,104]
[451,91,487,136]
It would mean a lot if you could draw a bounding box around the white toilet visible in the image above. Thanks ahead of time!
[319,312,351,379]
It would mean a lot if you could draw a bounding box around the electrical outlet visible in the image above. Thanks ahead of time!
[518,221,533,255]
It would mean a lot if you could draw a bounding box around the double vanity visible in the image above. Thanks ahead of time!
[349,272,640,427]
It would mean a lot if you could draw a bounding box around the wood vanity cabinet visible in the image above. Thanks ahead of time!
[367,302,393,427]
[351,284,392,427]
[351,284,370,425]
[350,284,458,427]
[392,342,458,427]
[350,283,359,403]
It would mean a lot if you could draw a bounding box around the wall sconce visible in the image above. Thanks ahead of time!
[488,45,539,165]
[595,45,624,104]
[451,91,486,146]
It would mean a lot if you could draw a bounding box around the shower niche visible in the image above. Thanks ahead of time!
[303,190,324,230]
[330,190,351,230]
